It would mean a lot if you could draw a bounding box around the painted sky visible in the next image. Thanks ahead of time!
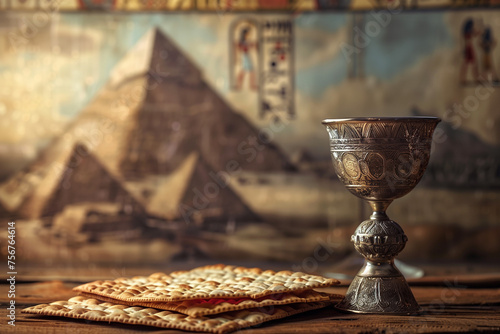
[1,10,499,178]
[53,12,455,116]
[364,13,453,80]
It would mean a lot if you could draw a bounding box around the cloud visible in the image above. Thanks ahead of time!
[0,16,105,180]
[364,12,452,80]
[295,25,348,71]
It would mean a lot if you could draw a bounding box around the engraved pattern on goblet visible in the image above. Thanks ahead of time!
[325,120,437,201]
[322,117,440,315]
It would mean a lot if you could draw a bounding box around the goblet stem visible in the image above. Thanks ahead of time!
[368,200,391,218]
[336,206,420,314]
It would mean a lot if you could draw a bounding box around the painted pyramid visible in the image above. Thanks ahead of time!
[0,28,293,223]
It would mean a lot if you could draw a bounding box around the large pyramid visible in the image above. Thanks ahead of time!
[118,28,295,178]
[0,28,293,221]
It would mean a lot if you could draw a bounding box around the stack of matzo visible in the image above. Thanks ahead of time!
[23,264,340,333]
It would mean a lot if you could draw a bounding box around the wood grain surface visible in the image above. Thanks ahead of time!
[1,268,499,333]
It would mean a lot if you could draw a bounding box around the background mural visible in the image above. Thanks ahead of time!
[0,6,499,269]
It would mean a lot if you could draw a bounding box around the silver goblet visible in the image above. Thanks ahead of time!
[322,117,440,314]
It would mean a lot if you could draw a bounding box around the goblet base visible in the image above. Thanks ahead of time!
[336,260,420,315]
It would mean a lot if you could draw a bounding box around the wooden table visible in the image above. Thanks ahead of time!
[1,265,500,333]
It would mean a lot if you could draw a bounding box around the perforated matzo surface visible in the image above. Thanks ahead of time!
[22,296,333,334]
[73,264,340,303]
[78,289,339,316]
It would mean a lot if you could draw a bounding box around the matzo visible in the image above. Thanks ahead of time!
[22,296,333,334]
[73,264,339,302]
[78,289,340,317]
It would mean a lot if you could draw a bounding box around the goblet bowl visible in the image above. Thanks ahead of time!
[323,117,439,203]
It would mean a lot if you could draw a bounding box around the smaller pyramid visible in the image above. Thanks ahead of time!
[140,153,261,225]
[178,156,262,225]
[34,143,144,218]
[424,120,500,189]
[0,201,12,221]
